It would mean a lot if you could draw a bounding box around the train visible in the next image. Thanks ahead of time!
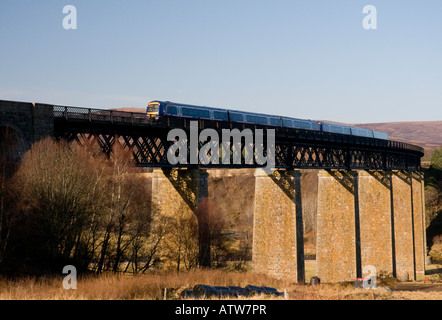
[146,100,389,140]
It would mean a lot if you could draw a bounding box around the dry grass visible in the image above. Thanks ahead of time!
[1,268,442,300]
[0,270,288,300]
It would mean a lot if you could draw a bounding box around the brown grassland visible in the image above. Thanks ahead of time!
[0,263,441,300]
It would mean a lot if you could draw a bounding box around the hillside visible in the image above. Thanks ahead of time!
[112,107,145,113]
[111,107,441,160]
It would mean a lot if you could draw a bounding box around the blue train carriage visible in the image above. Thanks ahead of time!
[281,117,321,131]
[372,130,389,140]
[350,126,390,140]
[147,100,229,121]
[320,122,352,135]
[321,121,389,140]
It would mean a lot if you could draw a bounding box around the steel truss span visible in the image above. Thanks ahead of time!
[53,105,424,171]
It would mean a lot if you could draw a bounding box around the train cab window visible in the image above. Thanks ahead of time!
[213,111,228,121]
[166,106,178,115]
[230,113,244,122]
[147,102,160,116]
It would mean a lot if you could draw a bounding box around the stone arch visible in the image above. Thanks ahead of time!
[0,124,30,167]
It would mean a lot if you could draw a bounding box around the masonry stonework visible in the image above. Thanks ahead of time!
[252,169,304,283]
[317,170,426,283]
[421,172,428,259]
[151,168,210,267]
[316,170,358,283]
[412,172,426,280]
[358,171,394,278]
[391,171,415,281]
[0,100,54,157]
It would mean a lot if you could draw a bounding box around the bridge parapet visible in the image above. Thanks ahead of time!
[0,100,53,159]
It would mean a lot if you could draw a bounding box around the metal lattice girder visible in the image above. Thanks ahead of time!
[53,106,424,171]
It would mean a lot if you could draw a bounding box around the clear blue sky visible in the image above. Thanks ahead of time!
[1,0,441,123]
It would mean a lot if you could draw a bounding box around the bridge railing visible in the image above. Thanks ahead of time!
[53,105,152,125]
[387,140,423,154]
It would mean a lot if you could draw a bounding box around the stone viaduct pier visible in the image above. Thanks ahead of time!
[0,100,427,283]
[253,168,426,283]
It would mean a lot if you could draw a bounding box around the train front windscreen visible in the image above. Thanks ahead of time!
[146,102,160,117]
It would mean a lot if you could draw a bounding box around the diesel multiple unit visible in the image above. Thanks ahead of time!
[146,100,389,140]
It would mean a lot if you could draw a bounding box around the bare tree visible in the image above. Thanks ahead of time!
[163,201,199,272]
[126,206,169,273]
[0,127,21,267]
[95,146,151,274]
[8,138,105,273]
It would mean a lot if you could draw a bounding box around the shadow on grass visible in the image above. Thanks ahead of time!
[426,267,442,275]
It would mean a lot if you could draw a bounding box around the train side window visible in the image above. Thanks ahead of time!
[196,109,210,118]
[258,117,268,125]
[181,107,194,117]
[282,119,292,127]
[230,113,244,122]
[269,118,280,126]
[214,111,228,121]
[246,115,257,123]
[331,125,341,133]
[293,120,306,129]
[301,122,310,129]
[245,115,264,124]
[167,106,178,115]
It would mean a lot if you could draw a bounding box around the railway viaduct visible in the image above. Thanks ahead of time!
[0,100,427,283]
